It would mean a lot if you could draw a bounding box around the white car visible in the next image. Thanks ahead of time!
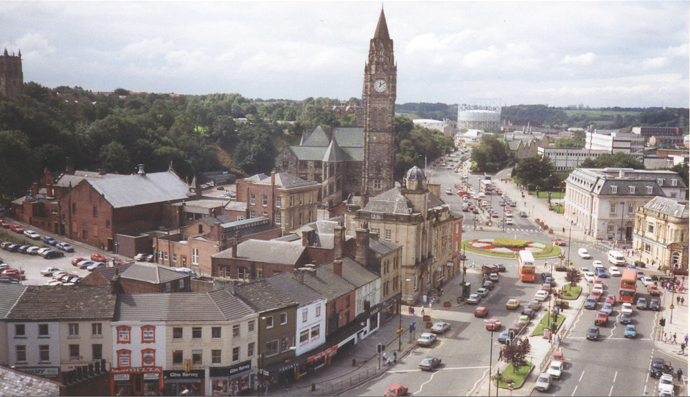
[547,360,563,379]
[430,322,451,334]
[52,271,68,280]
[417,332,437,346]
[506,218,514,225]
[23,230,41,240]
[445,188,453,195]
[40,267,63,277]
[535,373,551,392]
[592,261,604,269]
[642,276,654,286]
[46,280,63,286]
[621,303,633,315]
[579,267,590,274]
[467,294,481,304]
[658,374,675,396]
[37,247,53,256]
[582,272,595,282]
[534,290,549,302]
[87,262,107,272]
[26,246,41,255]
[592,284,604,294]
[578,248,592,259]
[609,266,621,276]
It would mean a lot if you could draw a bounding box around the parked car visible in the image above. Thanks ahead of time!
[506,299,520,309]
[508,320,524,334]
[547,360,563,379]
[485,318,501,331]
[430,322,451,334]
[476,287,489,298]
[417,333,437,347]
[24,230,40,240]
[528,301,542,312]
[26,246,41,255]
[40,267,63,276]
[521,307,535,319]
[520,211,527,217]
[134,253,148,261]
[87,262,107,272]
[91,253,107,262]
[497,330,511,344]
[72,257,86,266]
[489,273,499,281]
[586,326,600,340]
[534,290,549,302]
[41,236,58,245]
[658,374,675,395]
[535,373,552,392]
[650,357,674,378]
[17,245,31,254]
[467,294,481,304]
[78,260,97,269]
[42,250,65,259]
[624,324,637,338]
[419,356,442,371]
[384,384,408,397]
[56,242,74,252]
[10,224,24,233]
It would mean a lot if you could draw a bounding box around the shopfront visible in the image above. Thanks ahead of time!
[209,361,253,396]
[111,367,163,396]
[163,369,205,396]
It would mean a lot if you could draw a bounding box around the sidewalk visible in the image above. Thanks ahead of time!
[656,280,689,362]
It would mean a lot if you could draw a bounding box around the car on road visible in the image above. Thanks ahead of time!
[594,311,609,326]
[498,330,511,344]
[620,312,632,324]
[56,242,74,252]
[1,269,26,280]
[384,384,408,397]
[647,284,660,296]
[445,188,453,195]
[78,260,97,270]
[584,297,597,310]
[551,239,566,246]
[476,288,489,298]
[485,318,501,331]
[508,320,524,334]
[430,322,451,334]
[621,303,633,315]
[23,230,40,240]
[506,299,520,309]
[547,360,563,379]
[637,297,648,310]
[520,211,527,217]
[595,267,609,278]
[419,357,442,371]
[649,298,661,311]
[491,212,499,218]
[592,260,604,269]
[637,270,645,280]
[624,324,637,338]
[489,273,499,281]
[40,267,63,277]
[42,250,65,259]
[650,358,675,378]
[534,290,549,302]
[589,289,603,301]
[521,307,535,319]
[417,333,437,347]
[467,294,481,304]
[505,218,514,225]
[642,276,654,286]
[494,263,507,272]
[604,294,616,305]
[600,302,613,315]
[552,350,564,364]
[582,271,595,282]
[87,262,107,272]
[609,266,621,276]
[657,374,675,395]
[91,253,107,262]
[578,248,592,259]
[535,373,552,392]
[586,326,600,340]
[41,236,58,245]
[474,306,489,318]
[528,301,542,311]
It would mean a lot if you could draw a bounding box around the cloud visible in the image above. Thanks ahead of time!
[120,38,175,60]
[642,57,669,69]
[561,52,596,66]
[7,33,56,60]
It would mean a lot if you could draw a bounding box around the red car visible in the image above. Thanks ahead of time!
[474,306,489,318]
[0,219,9,228]
[384,384,408,397]
[552,350,564,363]
[91,253,107,262]
[485,318,501,331]
[589,289,603,301]
[508,320,524,333]
[491,212,499,218]
[1,269,26,280]
[10,224,24,233]
[541,283,552,293]
[71,257,86,266]
[594,311,609,326]
[647,284,660,296]
[604,294,616,305]
[551,239,566,246]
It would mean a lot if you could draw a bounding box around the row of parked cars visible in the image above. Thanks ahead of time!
[535,350,566,392]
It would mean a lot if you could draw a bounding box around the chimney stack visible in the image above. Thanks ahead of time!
[271,170,276,187]
[334,222,345,259]
[333,258,343,277]
[227,280,237,295]
[137,164,146,176]
[355,223,370,266]
[231,234,238,258]
[302,230,310,247]
[293,268,304,284]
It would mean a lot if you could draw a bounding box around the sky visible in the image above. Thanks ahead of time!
[1,1,689,108]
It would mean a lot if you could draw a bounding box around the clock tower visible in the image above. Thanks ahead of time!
[362,9,396,196]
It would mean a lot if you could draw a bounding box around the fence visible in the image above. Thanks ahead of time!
[312,366,383,396]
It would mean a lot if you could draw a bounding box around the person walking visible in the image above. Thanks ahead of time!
[678,368,683,382]
[681,342,686,355]
[421,307,425,317]
[382,352,388,366]
[393,349,398,364]
[664,332,668,343]
[673,333,678,344]
[682,297,685,305]
[677,296,681,305]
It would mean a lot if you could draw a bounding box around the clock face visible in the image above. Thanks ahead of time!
[374,79,387,93]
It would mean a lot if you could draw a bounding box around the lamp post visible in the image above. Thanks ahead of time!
[398,295,403,351]
[566,212,575,267]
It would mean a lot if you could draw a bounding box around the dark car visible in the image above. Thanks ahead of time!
[495,264,507,273]
[649,298,660,311]
[521,307,535,319]
[636,297,647,310]
[17,245,31,254]
[650,357,674,378]
[418,356,442,371]
[620,312,632,324]
[541,272,552,282]
[41,236,58,245]
[6,244,21,252]
[586,326,599,340]
[483,280,494,290]
[497,330,511,344]
[584,297,597,310]
[595,267,609,278]
[42,250,65,259]
[528,301,542,311]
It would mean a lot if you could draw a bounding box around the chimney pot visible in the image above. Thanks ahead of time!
[138,164,146,175]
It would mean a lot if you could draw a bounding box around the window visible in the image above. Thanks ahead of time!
[289,196,294,207]
[280,312,288,325]
[16,345,26,363]
[142,326,155,343]
[173,350,183,365]
[374,180,382,190]
[346,296,351,308]
[93,206,98,217]
[309,193,313,204]
[92,323,102,336]
[179,278,184,289]
[276,213,281,225]
[247,342,255,357]
[248,320,255,333]
[609,202,617,214]
[628,186,635,194]
[69,344,80,360]
[237,215,244,221]
[672,179,678,186]
[266,340,279,356]
[265,316,274,329]
[308,211,313,223]
[192,350,202,365]
[299,212,303,226]
[173,327,183,339]
[385,229,392,240]
[628,203,634,214]
[657,178,664,186]
[142,349,156,366]
[262,195,268,206]
[299,194,304,205]
[250,194,255,205]
[610,185,617,194]
[212,327,221,338]
[212,350,222,364]
[310,325,320,340]
[192,327,202,339]
[92,344,102,361]
[117,326,131,344]
[39,345,50,362]
[302,308,308,323]
[232,347,240,362]
[38,324,49,337]
[315,305,321,317]
[646,186,653,194]
[276,197,281,208]
[249,210,255,218]
[300,329,309,345]
[233,324,240,337]
[15,324,25,337]
[238,267,249,280]
[72,203,77,213]
[165,282,172,292]
[192,248,199,265]
[647,223,655,233]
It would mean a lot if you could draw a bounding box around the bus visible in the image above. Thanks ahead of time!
[480,179,493,195]
[619,268,637,303]
[518,250,536,282]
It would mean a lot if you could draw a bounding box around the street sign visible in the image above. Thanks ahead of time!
[509,385,514,391]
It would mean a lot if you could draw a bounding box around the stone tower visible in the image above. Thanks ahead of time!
[0,49,23,98]
[361,9,397,196]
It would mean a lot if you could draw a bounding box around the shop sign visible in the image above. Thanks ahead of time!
[164,370,205,380]
[20,367,59,378]
[144,373,160,380]
[306,345,338,363]
[209,361,251,378]
[114,374,130,381]
[112,367,162,374]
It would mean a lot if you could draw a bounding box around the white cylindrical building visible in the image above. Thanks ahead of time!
[457,99,501,133]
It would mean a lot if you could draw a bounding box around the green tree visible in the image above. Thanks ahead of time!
[565,268,582,287]
[670,163,689,188]
[471,135,512,173]
[511,156,556,190]
[98,141,131,174]
[499,337,531,373]
[0,130,37,202]
[580,152,645,169]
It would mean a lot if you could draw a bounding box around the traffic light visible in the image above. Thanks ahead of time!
[660,318,666,327]
[377,343,385,353]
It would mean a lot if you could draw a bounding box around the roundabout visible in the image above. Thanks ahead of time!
[462,237,561,258]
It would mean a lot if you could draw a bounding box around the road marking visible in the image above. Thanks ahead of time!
[414,371,437,395]
[571,385,578,396]
[613,371,617,383]
[608,385,614,396]
[391,366,489,374]
[579,370,585,382]
[466,368,490,396]
[568,336,652,340]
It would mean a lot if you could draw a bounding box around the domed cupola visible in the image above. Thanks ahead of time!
[405,166,427,190]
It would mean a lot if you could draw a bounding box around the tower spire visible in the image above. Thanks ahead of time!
[373,8,390,40]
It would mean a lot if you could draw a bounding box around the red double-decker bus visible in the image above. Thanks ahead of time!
[518,250,536,282]
[619,268,637,303]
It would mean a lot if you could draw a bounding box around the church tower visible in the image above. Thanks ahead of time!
[0,49,23,99]
[361,9,396,196]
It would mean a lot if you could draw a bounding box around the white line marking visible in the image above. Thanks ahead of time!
[608,385,614,396]
[571,385,578,396]
[391,366,488,373]
[613,371,617,383]
[467,368,490,396]
[414,371,437,395]
[579,370,586,382]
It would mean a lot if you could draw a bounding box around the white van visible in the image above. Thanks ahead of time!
[578,248,592,259]
[607,250,626,265]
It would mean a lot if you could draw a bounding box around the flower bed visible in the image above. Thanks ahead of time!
[462,238,561,258]
[493,238,528,249]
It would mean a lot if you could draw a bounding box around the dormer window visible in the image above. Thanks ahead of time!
[628,186,635,194]
[646,186,653,194]
[672,179,678,186]
[657,178,664,186]
[610,185,617,194]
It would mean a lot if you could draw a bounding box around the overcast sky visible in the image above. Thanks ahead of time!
[2,1,688,108]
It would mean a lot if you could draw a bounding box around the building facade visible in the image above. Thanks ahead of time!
[631,126,685,146]
[537,147,610,171]
[632,196,688,271]
[585,130,645,160]
[0,48,23,98]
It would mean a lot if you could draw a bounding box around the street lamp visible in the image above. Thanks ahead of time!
[484,321,495,396]
[566,212,576,267]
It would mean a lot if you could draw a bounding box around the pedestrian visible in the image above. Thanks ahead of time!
[673,333,677,344]
[681,342,686,355]
[382,352,388,366]
[682,297,685,305]
[264,380,269,395]
[421,307,425,316]
[429,300,433,309]
[562,227,565,233]
[685,334,688,344]
[411,307,415,316]
[677,296,681,305]
[678,368,683,382]
[393,349,397,364]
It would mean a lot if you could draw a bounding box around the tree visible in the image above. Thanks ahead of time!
[499,337,531,373]
[0,130,37,202]
[471,135,512,172]
[511,156,556,190]
[670,163,689,189]
[565,268,582,287]
[98,141,131,174]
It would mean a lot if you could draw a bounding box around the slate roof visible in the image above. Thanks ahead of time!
[369,238,402,256]
[301,126,330,147]
[264,272,325,306]
[212,239,306,265]
[507,140,522,151]
[95,263,135,282]
[235,279,298,312]
[324,257,378,288]
[6,286,116,321]
[428,192,445,209]
[644,196,689,218]
[254,172,319,189]
[0,284,27,319]
[299,265,356,301]
[0,365,61,396]
[331,127,364,148]
[323,139,346,162]
[120,263,188,284]
[224,201,247,212]
[288,126,364,162]
[87,170,191,208]
[115,290,255,322]
[288,146,329,161]
[243,174,269,183]
[55,172,123,188]
[363,186,413,214]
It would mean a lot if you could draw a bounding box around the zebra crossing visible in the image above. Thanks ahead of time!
[503,227,542,233]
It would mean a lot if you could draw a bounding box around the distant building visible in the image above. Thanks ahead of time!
[537,147,610,171]
[585,130,645,160]
[504,132,548,162]
[0,48,23,98]
[631,126,684,146]
[633,196,688,271]
[413,119,457,137]
[457,100,501,133]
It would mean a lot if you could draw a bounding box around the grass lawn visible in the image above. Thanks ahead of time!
[561,284,581,300]
[551,204,564,214]
[461,240,561,259]
[495,362,535,389]
[531,191,565,200]
[531,313,565,336]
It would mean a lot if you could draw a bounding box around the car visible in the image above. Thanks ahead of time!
[650,298,661,311]
[40,267,63,276]
[535,373,552,392]
[430,322,451,334]
[609,266,621,276]
[506,299,520,309]
[620,312,632,324]
[594,311,609,326]
[604,294,616,305]
[87,262,107,272]
[0,219,9,228]
[489,273,499,281]
[584,297,597,310]
[637,297,648,310]
[476,288,489,298]
[627,264,638,270]
[624,324,637,338]
[1,269,26,280]
[467,294,481,304]
[485,318,501,331]
[650,358,675,378]
[505,218,514,225]
[658,374,675,395]
[46,280,63,286]
[419,356,442,371]
[551,239,566,246]
[91,253,107,262]
[56,242,74,252]
[579,267,590,274]
[78,260,97,269]
[541,283,552,293]
[59,274,75,283]
[621,303,633,314]
[589,289,603,301]
[10,224,24,233]
[491,212,499,218]
[592,284,604,294]
[26,246,41,255]
[595,267,609,278]
[547,360,563,379]
[145,254,154,262]
[495,263,507,272]
[417,333,437,346]
[499,200,505,206]
[642,276,654,286]
[17,245,31,254]
[647,284,660,296]
[42,250,65,259]
[384,384,408,397]
[578,248,592,259]
[37,247,52,256]
[582,272,595,282]
[71,257,86,266]
[528,301,542,311]
[497,330,511,344]
[551,350,564,364]
[7,244,21,252]
[134,253,148,261]
[52,271,68,280]
[586,326,600,340]
[520,211,527,217]
[508,320,524,333]
[600,302,613,315]
[474,306,489,318]
[534,290,549,302]
[518,315,530,325]
[445,188,453,195]
[592,260,604,269]
[544,276,556,286]
[23,230,40,240]
[521,307,535,319]
[41,236,58,245]
[637,270,645,280]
